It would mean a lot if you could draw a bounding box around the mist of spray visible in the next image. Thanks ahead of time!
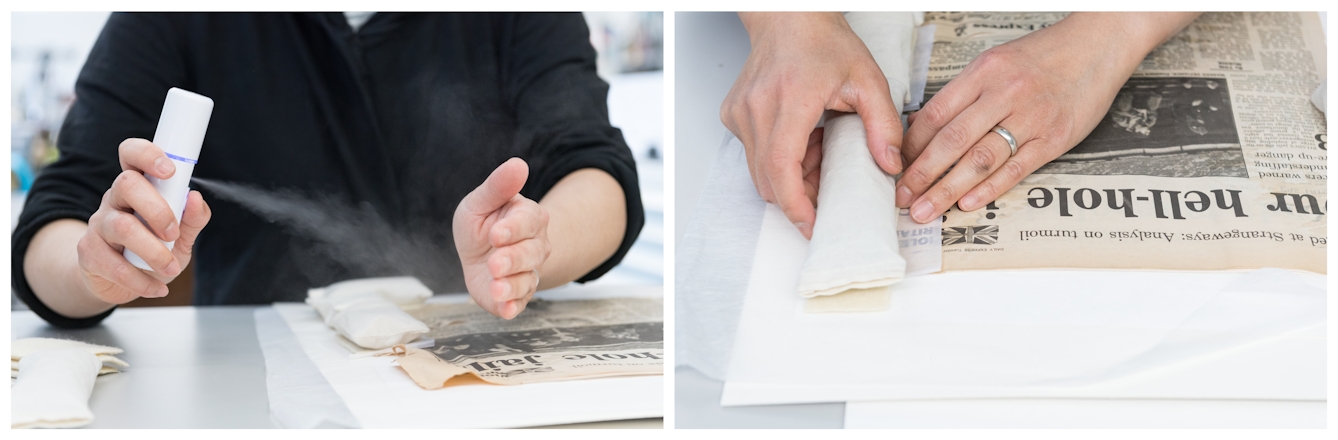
[190,177,462,291]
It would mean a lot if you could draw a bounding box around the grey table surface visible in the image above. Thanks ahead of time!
[674,12,845,428]
[12,306,274,428]
[11,306,661,429]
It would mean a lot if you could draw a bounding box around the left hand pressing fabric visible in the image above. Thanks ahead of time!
[453,158,552,319]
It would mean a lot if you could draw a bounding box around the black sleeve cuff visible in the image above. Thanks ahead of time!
[11,208,116,329]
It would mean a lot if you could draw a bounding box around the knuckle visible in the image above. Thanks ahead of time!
[88,209,108,228]
[110,214,139,239]
[147,245,174,267]
[966,146,998,175]
[117,138,141,156]
[764,150,793,173]
[1014,77,1041,96]
[929,180,961,203]
[919,101,951,127]
[536,208,550,226]
[176,239,194,255]
[903,166,935,189]
[75,235,96,263]
[141,282,160,299]
[1049,124,1073,143]
[114,170,140,188]
[974,180,1000,200]
[974,48,1008,70]
[938,123,972,147]
[742,91,770,115]
[756,186,775,203]
[149,203,174,227]
[110,261,136,284]
[999,159,1027,182]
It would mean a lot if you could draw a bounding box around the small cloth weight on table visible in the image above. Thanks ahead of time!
[306,277,433,350]
[327,295,430,349]
[11,337,129,378]
[11,348,103,428]
[307,276,432,324]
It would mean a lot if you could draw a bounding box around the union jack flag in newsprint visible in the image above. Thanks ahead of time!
[942,225,999,246]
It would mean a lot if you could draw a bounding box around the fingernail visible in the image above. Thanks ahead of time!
[911,200,934,223]
[499,228,511,244]
[498,256,511,273]
[503,301,517,318]
[959,195,977,211]
[896,186,912,207]
[164,222,178,239]
[155,157,174,176]
[157,286,170,297]
[886,145,902,171]
[166,260,181,277]
[495,281,510,301]
[794,221,810,236]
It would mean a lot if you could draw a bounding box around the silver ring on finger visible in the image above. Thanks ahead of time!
[992,126,1018,156]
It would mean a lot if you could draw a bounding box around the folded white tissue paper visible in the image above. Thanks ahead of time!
[307,276,432,350]
[11,348,103,429]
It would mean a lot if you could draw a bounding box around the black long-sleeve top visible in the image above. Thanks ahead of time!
[12,12,644,328]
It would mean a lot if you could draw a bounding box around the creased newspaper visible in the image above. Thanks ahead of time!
[388,298,664,390]
[922,12,1327,273]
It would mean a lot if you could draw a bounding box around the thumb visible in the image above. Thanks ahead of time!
[465,158,529,215]
[173,190,211,259]
[848,77,904,175]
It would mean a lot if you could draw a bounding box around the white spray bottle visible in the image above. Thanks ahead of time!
[124,87,214,271]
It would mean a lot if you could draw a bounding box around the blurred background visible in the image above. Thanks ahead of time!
[10,11,664,308]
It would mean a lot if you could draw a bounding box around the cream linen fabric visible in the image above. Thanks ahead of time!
[307,276,432,325]
[796,113,908,299]
[13,363,122,379]
[843,12,921,109]
[11,349,103,428]
[306,276,432,349]
[11,338,128,378]
[11,337,122,359]
[327,296,429,349]
[795,12,918,302]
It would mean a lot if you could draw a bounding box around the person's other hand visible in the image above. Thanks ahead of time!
[454,158,551,319]
[898,13,1197,223]
[79,138,211,304]
[722,12,904,239]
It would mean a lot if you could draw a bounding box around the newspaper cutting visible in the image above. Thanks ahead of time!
[922,12,1327,273]
[390,297,663,390]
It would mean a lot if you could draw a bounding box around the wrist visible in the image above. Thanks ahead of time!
[740,12,847,45]
[25,220,116,318]
[1051,15,1140,73]
[1060,13,1196,72]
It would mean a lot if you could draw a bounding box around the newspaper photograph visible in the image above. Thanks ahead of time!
[391,297,664,390]
[921,12,1327,273]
